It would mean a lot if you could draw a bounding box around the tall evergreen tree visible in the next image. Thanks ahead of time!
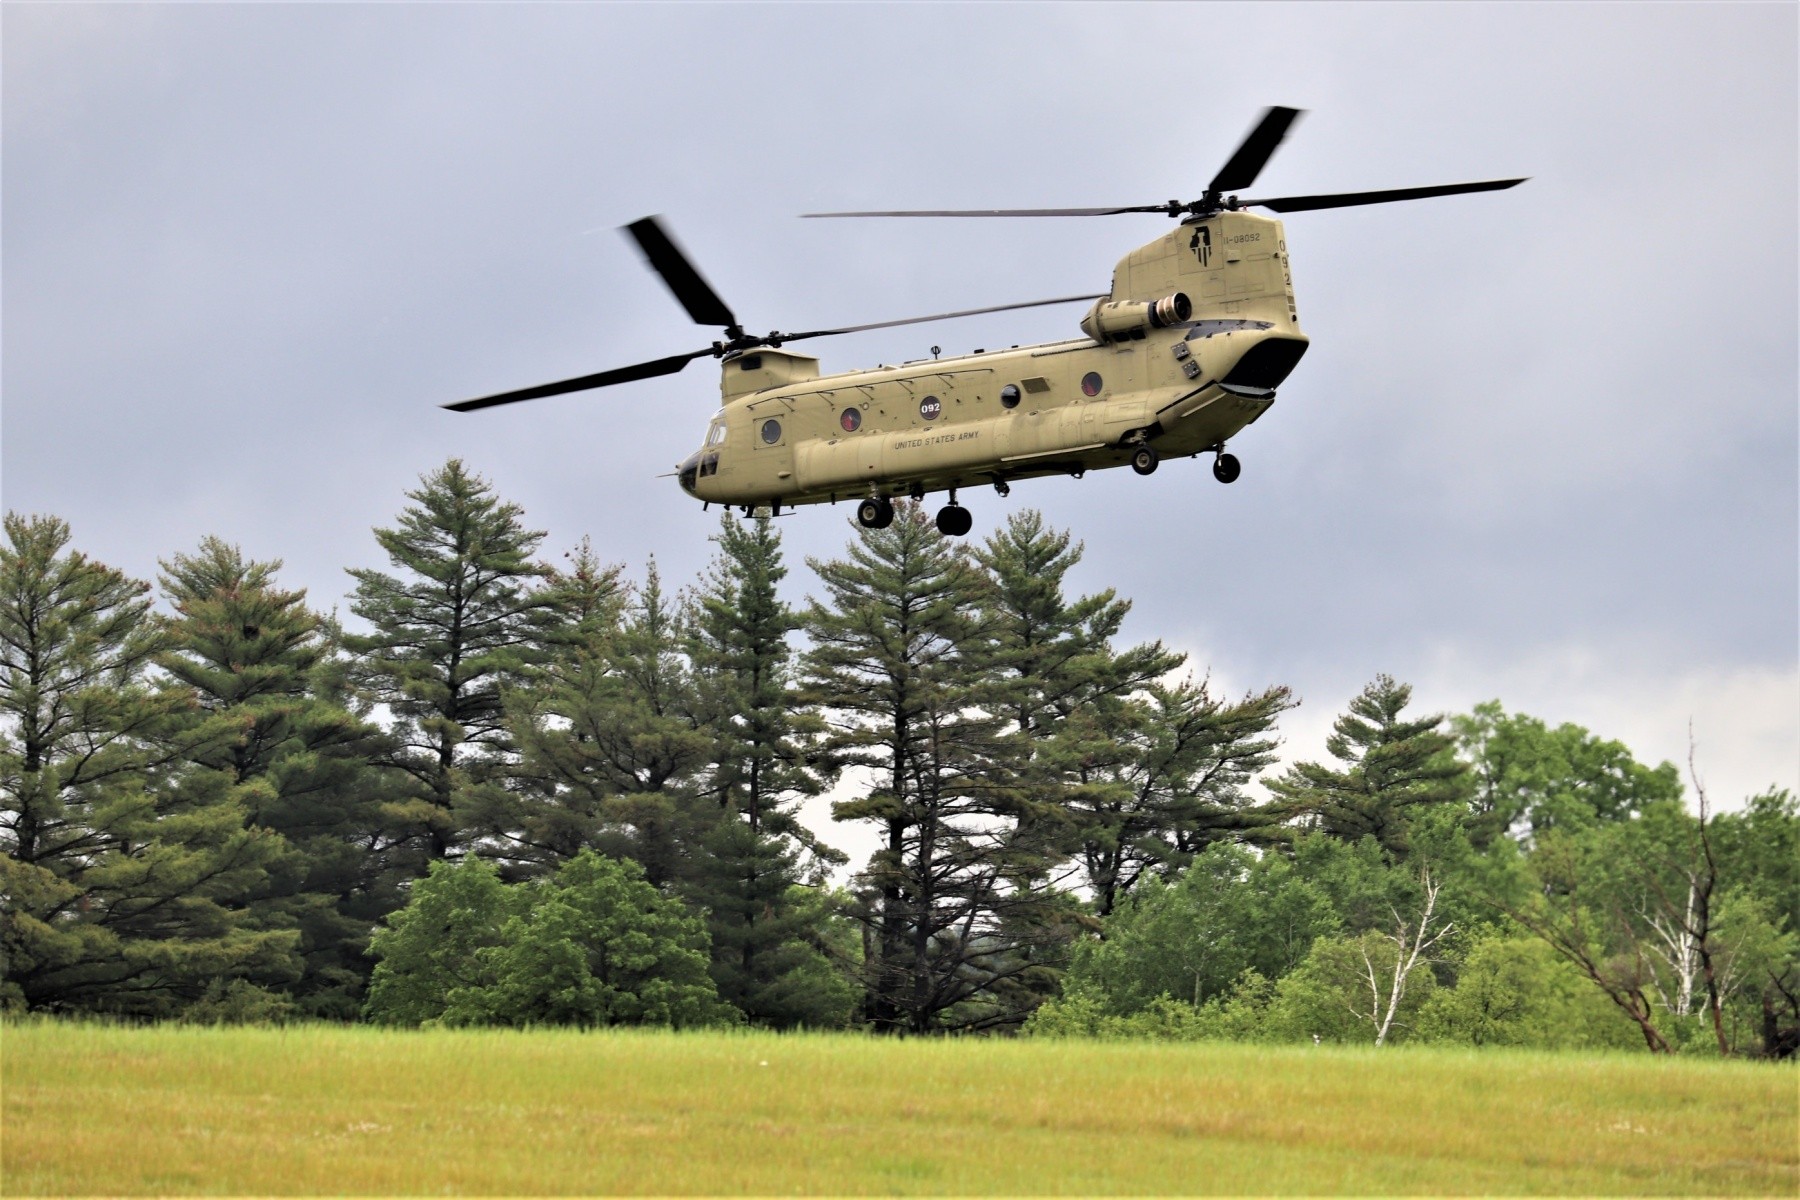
[803,503,1062,1033]
[492,560,710,887]
[973,510,1182,739]
[1064,677,1294,917]
[1269,674,1470,858]
[0,515,294,1014]
[687,514,850,1027]
[158,537,399,1016]
[346,459,553,860]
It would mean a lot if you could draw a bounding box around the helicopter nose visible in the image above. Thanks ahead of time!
[678,452,700,494]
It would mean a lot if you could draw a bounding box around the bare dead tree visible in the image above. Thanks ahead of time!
[1630,732,1729,1052]
[1351,866,1455,1046]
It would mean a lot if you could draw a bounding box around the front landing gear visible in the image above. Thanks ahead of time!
[1130,446,1160,476]
[857,496,894,529]
[1213,452,1241,484]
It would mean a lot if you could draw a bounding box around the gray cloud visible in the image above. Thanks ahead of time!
[5,3,1794,810]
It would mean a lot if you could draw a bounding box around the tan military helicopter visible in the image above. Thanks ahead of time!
[448,108,1523,536]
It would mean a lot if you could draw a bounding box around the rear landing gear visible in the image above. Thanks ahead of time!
[1130,446,1160,476]
[932,488,973,537]
[857,496,894,529]
[1213,452,1241,484]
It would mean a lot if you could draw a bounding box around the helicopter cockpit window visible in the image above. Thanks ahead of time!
[706,423,726,446]
[1000,385,1021,409]
[760,418,782,445]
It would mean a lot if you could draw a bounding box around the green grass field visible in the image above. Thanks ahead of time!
[3,1021,1794,1196]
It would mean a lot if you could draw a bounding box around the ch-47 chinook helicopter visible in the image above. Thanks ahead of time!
[447,108,1524,536]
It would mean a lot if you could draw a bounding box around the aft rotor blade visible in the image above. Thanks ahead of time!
[802,205,1170,218]
[1209,106,1304,195]
[781,293,1106,342]
[444,350,710,412]
[1245,177,1528,213]
[624,217,739,330]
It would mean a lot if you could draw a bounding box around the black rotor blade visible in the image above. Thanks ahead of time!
[802,205,1169,218]
[444,350,710,412]
[624,217,739,330]
[1209,106,1304,195]
[1244,177,1528,213]
[780,293,1106,342]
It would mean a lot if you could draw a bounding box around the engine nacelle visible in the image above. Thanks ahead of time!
[1080,292,1192,344]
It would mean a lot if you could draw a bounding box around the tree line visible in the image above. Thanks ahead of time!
[3,459,1794,1055]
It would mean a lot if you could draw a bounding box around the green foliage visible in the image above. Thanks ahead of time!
[1257,931,1440,1044]
[346,459,554,858]
[8,490,1797,1059]
[1453,700,1681,844]
[803,503,1059,1033]
[1,513,297,1015]
[1062,842,1335,1012]
[179,977,299,1026]
[158,536,399,1017]
[366,851,733,1028]
[364,855,518,1025]
[1269,674,1469,858]
[449,852,733,1028]
[684,515,851,1027]
[973,511,1290,917]
[972,509,1181,740]
[1413,931,1640,1049]
[492,559,712,887]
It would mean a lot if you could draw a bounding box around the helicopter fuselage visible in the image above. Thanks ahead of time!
[678,210,1309,510]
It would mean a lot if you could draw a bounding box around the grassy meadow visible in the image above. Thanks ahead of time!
[4,1020,1795,1196]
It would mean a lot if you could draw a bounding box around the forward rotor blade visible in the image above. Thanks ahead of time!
[444,350,710,412]
[1209,106,1304,195]
[780,293,1106,342]
[624,217,739,330]
[1245,177,1528,213]
[802,205,1169,218]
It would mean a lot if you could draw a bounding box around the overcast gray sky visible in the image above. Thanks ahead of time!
[5,4,1795,849]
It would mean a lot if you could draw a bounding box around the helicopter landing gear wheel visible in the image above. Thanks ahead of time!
[856,496,894,529]
[1130,446,1160,476]
[935,504,973,537]
[1212,452,1241,484]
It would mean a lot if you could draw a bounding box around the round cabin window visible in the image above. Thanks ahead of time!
[920,396,942,421]
[1000,384,1021,409]
[761,418,782,444]
[1081,372,1103,397]
[840,407,862,433]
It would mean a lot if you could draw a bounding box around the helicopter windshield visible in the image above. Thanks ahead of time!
[706,421,726,446]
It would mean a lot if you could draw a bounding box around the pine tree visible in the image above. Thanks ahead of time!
[1269,674,1470,858]
[686,513,850,1026]
[802,503,1060,1033]
[1065,676,1294,917]
[0,514,294,1014]
[974,510,1282,921]
[972,509,1182,738]
[346,460,553,860]
[494,559,710,887]
[158,537,399,1015]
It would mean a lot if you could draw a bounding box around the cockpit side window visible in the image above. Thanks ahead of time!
[706,422,727,446]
